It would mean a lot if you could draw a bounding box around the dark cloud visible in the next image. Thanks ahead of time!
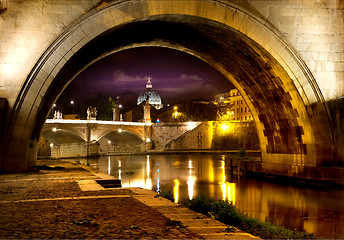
[59,47,233,106]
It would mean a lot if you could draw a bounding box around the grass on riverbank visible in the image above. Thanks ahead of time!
[190,195,315,239]
[162,192,314,239]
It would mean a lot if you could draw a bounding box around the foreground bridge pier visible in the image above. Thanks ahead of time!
[0,0,343,180]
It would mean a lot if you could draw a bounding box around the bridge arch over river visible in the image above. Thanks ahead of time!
[0,0,343,177]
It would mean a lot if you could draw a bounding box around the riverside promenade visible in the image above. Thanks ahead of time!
[0,159,259,239]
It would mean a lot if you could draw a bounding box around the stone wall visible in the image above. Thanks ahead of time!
[165,121,259,151]
[249,0,344,101]
[151,122,201,150]
[0,98,7,142]
[51,142,99,159]
[329,98,344,165]
[107,141,142,155]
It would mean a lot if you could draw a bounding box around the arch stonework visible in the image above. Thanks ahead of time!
[0,0,342,175]
[42,123,88,142]
[43,121,147,143]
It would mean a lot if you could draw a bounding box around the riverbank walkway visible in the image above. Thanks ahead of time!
[0,159,259,239]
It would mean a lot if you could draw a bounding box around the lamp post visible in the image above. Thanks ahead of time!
[70,100,74,115]
[51,103,56,119]
[119,104,123,121]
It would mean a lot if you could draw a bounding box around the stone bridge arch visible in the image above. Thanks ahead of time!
[96,127,145,142]
[42,123,88,142]
[1,0,341,174]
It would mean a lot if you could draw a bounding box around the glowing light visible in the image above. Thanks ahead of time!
[145,156,152,190]
[173,179,180,203]
[118,128,122,133]
[145,178,152,190]
[107,140,111,144]
[187,160,195,200]
[52,127,57,132]
[227,183,236,205]
[221,123,229,132]
[157,177,160,193]
[186,122,198,131]
[187,175,195,200]
[49,143,54,148]
[108,157,111,175]
[146,156,150,177]
[146,138,151,142]
[118,169,122,180]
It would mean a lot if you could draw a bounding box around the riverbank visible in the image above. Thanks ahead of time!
[0,159,258,239]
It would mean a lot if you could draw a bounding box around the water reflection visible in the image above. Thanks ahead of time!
[84,154,344,238]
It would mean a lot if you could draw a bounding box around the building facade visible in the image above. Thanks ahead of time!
[214,89,253,121]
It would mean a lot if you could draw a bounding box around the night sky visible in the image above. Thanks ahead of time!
[58,47,233,109]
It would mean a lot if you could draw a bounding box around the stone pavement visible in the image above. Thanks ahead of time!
[0,159,259,239]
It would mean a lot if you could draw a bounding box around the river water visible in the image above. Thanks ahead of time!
[81,153,344,238]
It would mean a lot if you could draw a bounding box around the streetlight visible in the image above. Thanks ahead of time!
[70,100,74,115]
[51,103,56,118]
[119,104,123,121]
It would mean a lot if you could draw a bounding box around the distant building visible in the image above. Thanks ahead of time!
[214,89,253,121]
[137,77,163,110]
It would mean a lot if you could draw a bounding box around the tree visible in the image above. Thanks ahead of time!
[95,97,116,120]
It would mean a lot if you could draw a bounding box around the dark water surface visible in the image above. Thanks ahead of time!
[82,154,344,238]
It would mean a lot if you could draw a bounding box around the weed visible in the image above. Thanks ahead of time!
[189,195,314,239]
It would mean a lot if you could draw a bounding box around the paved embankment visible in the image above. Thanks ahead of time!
[0,159,259,239]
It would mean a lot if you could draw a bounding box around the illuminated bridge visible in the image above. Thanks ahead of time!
[41,119,204,158]
[43,119,152,144]
[0,0,343,182]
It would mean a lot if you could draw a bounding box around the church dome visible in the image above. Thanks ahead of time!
[137,77,163,110]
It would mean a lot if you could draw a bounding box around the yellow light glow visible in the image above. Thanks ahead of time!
[187,175,195,200]
[108,157,111,175]
[118,128,122,133]
[146,156,150,178]
[221,123,229,132]
[227,182,236,205]
[186,122,198,131]
[52,127,57,132]
[174,106,177,110]
[173,179,180,203]
[145,178,152,190]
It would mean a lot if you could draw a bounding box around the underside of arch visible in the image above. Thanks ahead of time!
[2,0,333,174]
[41,129,85,145]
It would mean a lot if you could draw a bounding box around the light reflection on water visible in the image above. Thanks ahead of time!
[81,154,344,238]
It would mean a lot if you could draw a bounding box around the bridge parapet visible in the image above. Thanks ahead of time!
[43,119,152,142]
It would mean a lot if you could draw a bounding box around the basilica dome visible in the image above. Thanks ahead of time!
[137,77,163,110]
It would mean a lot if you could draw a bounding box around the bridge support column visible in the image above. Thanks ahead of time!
[142,124,153,152]
[86,122,99,157]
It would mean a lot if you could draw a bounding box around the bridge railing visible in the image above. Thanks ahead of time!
[45,119,153,126]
